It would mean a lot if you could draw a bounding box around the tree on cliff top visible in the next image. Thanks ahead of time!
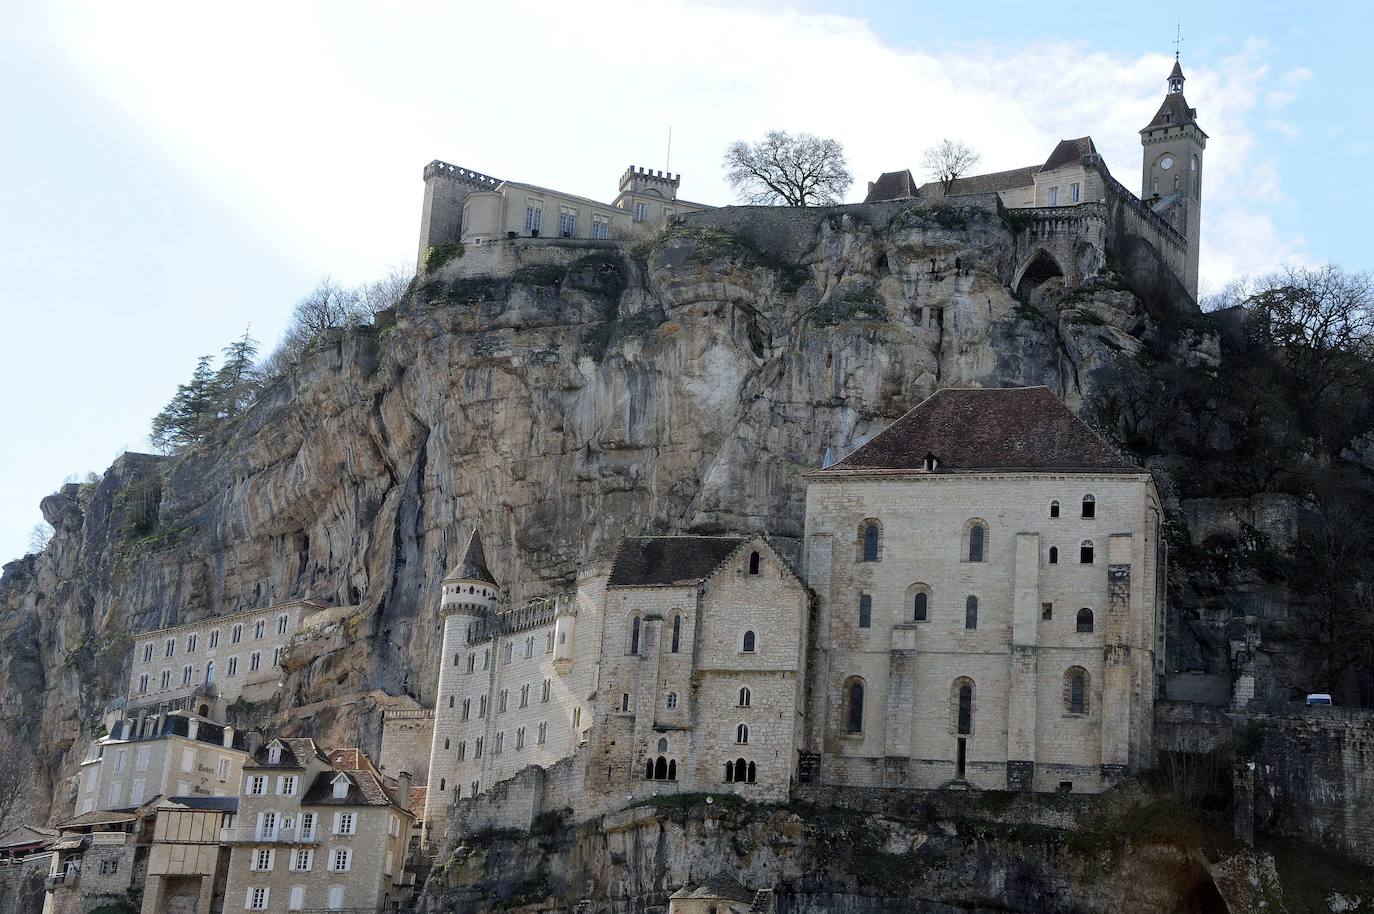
[923,139,982,196]
[723,130,852,206]
[150,331,261,452]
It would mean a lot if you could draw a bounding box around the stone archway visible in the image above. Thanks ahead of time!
[1013,249,1064,300]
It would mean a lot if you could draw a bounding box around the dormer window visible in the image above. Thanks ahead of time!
[331,774,350,800]
[923,452,939,472]
[267,743,282,765]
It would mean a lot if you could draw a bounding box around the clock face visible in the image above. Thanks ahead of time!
[1160,156,1175,170]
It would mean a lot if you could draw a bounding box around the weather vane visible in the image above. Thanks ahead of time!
[1173,22,1184,60]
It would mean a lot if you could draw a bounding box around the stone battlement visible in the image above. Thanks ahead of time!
[466,595,563,644]
[423,159,503,189]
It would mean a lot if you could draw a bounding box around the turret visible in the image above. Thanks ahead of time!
[618,165,681,201]
[441,528,499,620]
[1140,55,1207,300]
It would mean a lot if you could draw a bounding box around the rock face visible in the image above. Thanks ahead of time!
[0,199,1218,830]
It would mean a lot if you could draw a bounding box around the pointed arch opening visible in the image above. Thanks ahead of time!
[1014,249,1064,301]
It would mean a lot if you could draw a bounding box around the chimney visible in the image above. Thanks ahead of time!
[187,717,199,741]
[247,730,264,757]
[154,709,166,737]
[222,725,235,749]
[396,771,412,810]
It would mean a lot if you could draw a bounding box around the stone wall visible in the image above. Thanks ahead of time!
[380,708,435,782]
[0,857,49,914]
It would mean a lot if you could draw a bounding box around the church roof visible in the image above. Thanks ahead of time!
[608,536,749,587]
[1170,58,1185,80]
[864,169,920,203]
[449,529,497,586]
[669,873,757,903]
[1041,136,1100,172]
[818,387,1138,475]
[916,164,1040,199]
[1140,92,1205,135]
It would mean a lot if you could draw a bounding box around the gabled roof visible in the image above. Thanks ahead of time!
[245,737,326,770]
[818,387,1138,475]
[1041,136,1099,172]
[301,767,409,813]
[56,809,139,830]
[864,169,920,203]
[669,873,756,903]
[447,529,497,586]
[0,825,56,850]
[917,164,1040,199]
[608,536,748,587]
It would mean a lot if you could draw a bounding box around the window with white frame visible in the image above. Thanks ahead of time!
[1048,186,1059,206]
[218,758,230,781]
[289,886,304,910]
[525,202,543,234]
[592,213,610,239]
[246,887,268,910]
[252,848,275,871]
[108,782,123,806]
[137,746,151,771]
[278,775,297,796]
[633,201,646,222]
[558,206,577,237]
[291,848,314,871]
[268,743,281,764]
[257,811,277,840]
[129,779,145,805]
[334,812,355,835]
[248,776,266,796]
[300,813,315,840]
[1070,182,1081,203]
[330,848,351,872]
[115,749,128,772]
[331,776,349,801]
[328,885,345,909]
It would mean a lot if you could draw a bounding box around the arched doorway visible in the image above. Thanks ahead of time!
[1014,249,1064,300]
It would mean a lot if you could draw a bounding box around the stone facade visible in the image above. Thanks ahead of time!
[126,601,321,719]
[378,708,435,784]
[224,740,415,913]
[140,802,234,914]
[417,161,710,262]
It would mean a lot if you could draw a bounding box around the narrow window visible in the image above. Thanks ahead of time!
[1049,500,1060,518]
[957,683,973,735]
[633,201,646,222]
[964,595,978,630]
[858,594,872,629]
[736,723,749,744]
[1041,602,1053,621]
[629,616,640,655]
[657,737,669,753]
[620,693,629,713]
[863,524,879,561]
[1049,546,1059,564]
[666,692,678,709]
[1076,608,1094,633]
[671,614,681,653]
[738,687,751,707]
[741,630,756,653]
[913,590,928,622]
[1070,182,1081,203]
[845,678,864,734]
[1048,185,1059,206]
[1080,540,1094,564]
[748,551,760,575]
[968,523,986,562]
[1066,667,1089,714]
[1082,495,1096,518]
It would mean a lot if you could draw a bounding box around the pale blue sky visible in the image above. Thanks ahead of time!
[1,1,1368,562]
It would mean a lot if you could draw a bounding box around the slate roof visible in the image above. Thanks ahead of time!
[1141,92,1205,134]
[300,768,406,811]
[917,164,1040,199]
[1041,136,1099,172]
[669,873,757,903]
[608,536,749,587]
[56,809,139,830]
[863,169,920,203]
[449,529,498,586]
[820,387,1138,475]
[245,737,326,770]
[165,796,239,813]
[0,825,56,850]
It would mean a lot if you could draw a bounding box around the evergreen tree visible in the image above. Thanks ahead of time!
[214,329,261,420]
[150,354,217,452]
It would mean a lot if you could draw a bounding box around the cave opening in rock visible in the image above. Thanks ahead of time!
[1015,250,1064,301]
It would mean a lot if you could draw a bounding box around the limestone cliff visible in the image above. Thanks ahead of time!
[0,198,1242,831]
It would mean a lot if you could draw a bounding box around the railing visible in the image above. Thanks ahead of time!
[45,867,79,889]
[1100,171,1186,246]
[221,827,320,845]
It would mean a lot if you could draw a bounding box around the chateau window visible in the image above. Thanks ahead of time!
[503,643,513,665]
[292,849,313,871]
[1071,182,1081,203]
[525,636,534,659]
[542,679,551,702]
[520,684,529,708]
[1042,603,1053,621]
[475,737,483,758]
[160,670,171,689]
[591,214,610,240]
[1049,546,1059,564]
[208,629,218,649]
[966,521,988,563]
[495,732,504,754]
[443,738,450,750]
[187,633,197,653]
[278,614,288,635]
[738,687,751,708]
[232,624,242,644]
[1065,667,1089,714]
[1081,494,1096,518]
[499,690,508,713]
[1050,500,1060,518]
[858,520,881,562]
[1080,540,1094,564]
[633,202,646,222]
[254,620,265,640]
[165,638,175,658]
[467,653,475,673]
[671,614,682,653]
[724,759,756,784]
[546,631,555,652]
[573,707,582,729]
[138,674,148,693]
[228,656,238,676]
[460,698,469,720]
[253,848,274,871]
[247,887,268,910]
[1076,608,1094,633]
[666,692,678,709]
[748,551,761,574]
[483,650,489,670]
[964,595,978,630]
[629,616,641,655]
[909,583,931,622]
[741,630,757,653]
[471,779,480,796]
[143,643,153,662]
[278,775,297,796]
[620,693,630,712]
[558,208,577,238]
[525,205,543,234]
[457,741,465,761]
[858,594,872,629]
[181,664,192,685]
[250,651,261,672]
[272,646,282,667]
[736,723,750,744]
[1048,186,1059,206]
[478,696,487,718]
[516,727,525,750]
[844,678,864,734]
[953,679,974,735]
[330,848,351,872]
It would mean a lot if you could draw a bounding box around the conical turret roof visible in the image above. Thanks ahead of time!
[1169,58,1184,80]
[449,529,497,586]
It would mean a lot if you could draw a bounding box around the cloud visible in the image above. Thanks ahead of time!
[39,1,1308,294]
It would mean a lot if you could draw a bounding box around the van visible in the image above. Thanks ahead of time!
[1305,693,1333,707]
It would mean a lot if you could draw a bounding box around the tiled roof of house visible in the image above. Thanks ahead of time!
[448,529,497,586]
[1141,92,1203,134]
[608,536,749,587]
[245,737,326,770]
[327,748,365,772]
[165,796,239,813]
[1041,136,1099,172]
[917,164,1040,199]
[863,169,920,203]
[408,786,428,820]
[301,768,406,811]
[669,873,757,903]
[820,387,1138,475]
[56,809,139,830]
[0,825,57,850]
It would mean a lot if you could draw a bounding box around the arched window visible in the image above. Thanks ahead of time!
[1081,495,1096,518]
[966,520,988,562]
[668,759,677,780]
[1065,667,1089,714]
[748,551,761,575]
[1049,546,1059,564]
[666,692,678,710]
[1080,540,1094,564]
[654,756,668,780]
[736,723,749,744]
[741,630,756,653]
[859,520,882,562]
[746,761,757,783]
[964,595,978,630]
[724,760,735,783]
[953,678,975,735]
[629,615,641,655]
[738,687,751,707]
[844,677,864,734]
[858,594,872,629]
[1076,608,1094,633]
[1050,500,1060,518]
[645,759,654,780]
[670,614,681,653]
[205,661,215,685]
[908,583,930,622]
[657,737,668,753]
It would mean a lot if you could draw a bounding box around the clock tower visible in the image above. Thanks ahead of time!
[1140,56,1207,298]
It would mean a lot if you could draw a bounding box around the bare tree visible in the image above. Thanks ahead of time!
[27,523,52,554]
[923,139,982,196]
[723,130,852,206]
[359,265,416,316]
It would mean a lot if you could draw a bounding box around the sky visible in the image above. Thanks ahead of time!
[0,0,1368,563]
